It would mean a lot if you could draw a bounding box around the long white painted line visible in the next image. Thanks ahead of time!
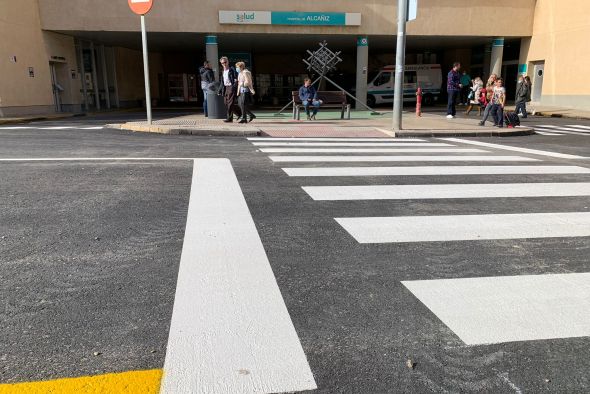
[402,273,590,345]
[269,155,539,163]
[441,138,587,159]
[336,212,590,243]
[252,142,452,147]
[303,182,590,201]
[283,165,590,177]
[566,124,590,130]
[161,159,316,394]
[0,157,193,162]
[248,137,425,142]
[261,148,486,153]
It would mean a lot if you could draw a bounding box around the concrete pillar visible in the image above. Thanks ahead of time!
[108,47,120,108]
[76,39,89,111]
[89,42,100,110]
[483,44,492,78]
[99,44,111,109]
[205,35,219,81]
[355,36,369,109]
[518,37,531,77]
[490,37,504,77]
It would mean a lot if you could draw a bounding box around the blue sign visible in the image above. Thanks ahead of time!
[492,38,505,47]
[271,12,346,26]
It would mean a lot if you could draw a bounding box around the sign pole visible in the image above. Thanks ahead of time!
[393,0,408,131]
[140,14,152,125]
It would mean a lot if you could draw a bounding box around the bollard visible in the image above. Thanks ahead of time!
[415,87,422,117]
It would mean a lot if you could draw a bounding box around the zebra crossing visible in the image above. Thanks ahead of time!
[533,124,590,136]
[249,136,590,346]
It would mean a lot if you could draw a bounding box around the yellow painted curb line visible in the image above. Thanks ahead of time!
[0,369,162,394]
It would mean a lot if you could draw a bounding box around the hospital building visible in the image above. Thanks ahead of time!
[0,0,588,117]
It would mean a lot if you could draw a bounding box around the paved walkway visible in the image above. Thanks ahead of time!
[109,110,535,137]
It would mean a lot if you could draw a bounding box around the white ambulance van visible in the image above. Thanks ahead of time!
[366,64,442,107]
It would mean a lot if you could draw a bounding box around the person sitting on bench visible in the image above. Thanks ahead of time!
[298,78,322,120]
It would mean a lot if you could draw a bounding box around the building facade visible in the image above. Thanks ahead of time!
[0,0,588,117]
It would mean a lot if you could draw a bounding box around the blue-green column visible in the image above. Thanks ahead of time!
[491,37,504,77]
[356,36,369,109]
[205,35,219,81]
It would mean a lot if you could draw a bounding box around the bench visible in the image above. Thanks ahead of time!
[291,90,351,120]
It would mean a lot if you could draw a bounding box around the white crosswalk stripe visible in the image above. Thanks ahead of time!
[250,136,590,346]
[252,142,452,146]
[336,212,590,243]
[248,137,425,142]
[269,155,538,162]
[282,165,590,177]
[402,273,590,345]
[261,148,487,153]
[303,182,590,201]
[566,124,590,130]
[534,124,590,136]
[534,129,565,136]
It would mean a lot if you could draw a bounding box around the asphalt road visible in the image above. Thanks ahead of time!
[0,113,589,393]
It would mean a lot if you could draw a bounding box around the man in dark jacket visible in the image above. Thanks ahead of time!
[217,56,241,122]
[199,61,215,117]
[298,78,321,120]
[514,75,530,118]
[446,62,462,118]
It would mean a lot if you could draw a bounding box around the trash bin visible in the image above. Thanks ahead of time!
[207,92,226,119]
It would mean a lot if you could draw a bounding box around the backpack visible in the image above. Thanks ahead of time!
[504,111,520,128]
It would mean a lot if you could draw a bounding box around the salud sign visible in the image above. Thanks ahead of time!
[128,0,153,15]
[219,11,361,26]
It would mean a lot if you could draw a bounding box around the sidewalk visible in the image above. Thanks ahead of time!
[109,110,534,138]
[522,105,590,120]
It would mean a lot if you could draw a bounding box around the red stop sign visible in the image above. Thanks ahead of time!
[128,0,153,15]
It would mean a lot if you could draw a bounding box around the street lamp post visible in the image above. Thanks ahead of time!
[393,0,409,131]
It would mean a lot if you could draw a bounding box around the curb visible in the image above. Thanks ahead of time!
[390,127,535,138]
[108,123,260,137]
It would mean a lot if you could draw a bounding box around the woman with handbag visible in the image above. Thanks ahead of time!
[465,77,483,116]
[236,62,256,123]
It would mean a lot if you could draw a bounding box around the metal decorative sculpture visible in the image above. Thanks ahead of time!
[304,41,343,77]
[278,41,377,115]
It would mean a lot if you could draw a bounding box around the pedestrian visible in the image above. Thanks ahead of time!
[514,75,530,118]
[481,78,506,127]
[236,61,256,123]
[525,75,533,114]
[199,60,215,117]
[446,62,462,119]
[460,70,472,105]
[465,77,483,116]
[217,56,241,123]
[298,78,322,120]
[478,74,498,126]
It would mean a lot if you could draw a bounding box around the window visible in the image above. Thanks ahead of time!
[404,71,417,84]
[373,72,392,86]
